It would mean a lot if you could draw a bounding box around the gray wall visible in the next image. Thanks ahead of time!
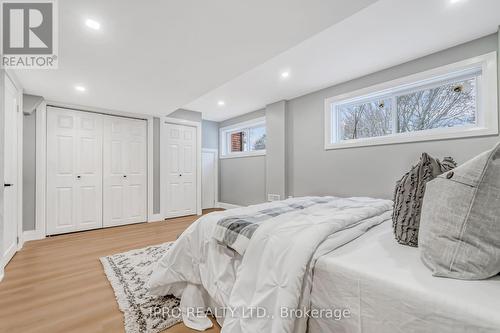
[219,109,267,205]
[202,120,218,149]
[265,101,286,200]
[220,156,266,206]
[23,111,37,231]
[153,117,161,214]
[23,94,43,114]
[286,33,499,199]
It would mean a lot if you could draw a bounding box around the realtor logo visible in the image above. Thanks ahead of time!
[1,0,58,68]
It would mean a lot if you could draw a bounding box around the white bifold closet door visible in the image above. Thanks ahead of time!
[47,108,103,235]
[103,116,147,227]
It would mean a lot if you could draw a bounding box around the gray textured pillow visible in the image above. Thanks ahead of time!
[420,142,500,280]
[392,153,456,247]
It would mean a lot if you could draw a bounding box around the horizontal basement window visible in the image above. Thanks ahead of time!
[324,52,498,150]
[220,117,266,158]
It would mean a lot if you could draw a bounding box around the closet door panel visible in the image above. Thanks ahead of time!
[76,113,103,231]
[47,108,103,235]
[47,109,78,235]
[103,116,126,227]
[123,119,147,223]
[103,116,147,227]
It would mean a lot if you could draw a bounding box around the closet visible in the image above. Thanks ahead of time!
[46,107,147,235]
[103,116,147,227]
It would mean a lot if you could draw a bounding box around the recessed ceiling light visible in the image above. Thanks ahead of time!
[75,85,86,92]
[281,71,290,79]
[449,0,464,3]
[85,19,101,30]
[218,100,225,106]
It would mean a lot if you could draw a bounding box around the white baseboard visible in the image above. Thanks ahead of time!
[216,202,242,210]
[23,230,45,243]
[148,214,164,222]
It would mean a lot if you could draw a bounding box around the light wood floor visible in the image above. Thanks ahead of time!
[0,210,223,333]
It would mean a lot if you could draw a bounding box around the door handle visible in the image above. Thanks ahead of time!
[76,175,81,179]
[4,183,13,187]
[123,175,127,178]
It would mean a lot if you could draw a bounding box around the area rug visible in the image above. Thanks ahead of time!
[100,242,182,333]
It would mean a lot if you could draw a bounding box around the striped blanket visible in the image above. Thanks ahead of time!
[212,197,336,255]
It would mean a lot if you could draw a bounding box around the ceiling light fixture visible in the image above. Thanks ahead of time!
[449,0,464,4]
[75,85,86,92]
[281,71,290,79]
[85,19,101,30]
[218,100,225,106]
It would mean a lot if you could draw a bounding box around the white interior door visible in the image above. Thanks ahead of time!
[3,76,19,266]
[103,116,147,227]
[202,150,217,209]
[46,108,103,235]
[164,123,197,218]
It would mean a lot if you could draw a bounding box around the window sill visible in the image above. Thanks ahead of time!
[324,126,498,150]
[219,150,266,159]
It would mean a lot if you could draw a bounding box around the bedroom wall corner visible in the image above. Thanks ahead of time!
[219,109,267,206]
[22,110,37,231]
[202,120,218,150]
[265,100,287,201]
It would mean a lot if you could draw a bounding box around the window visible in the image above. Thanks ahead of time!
[220,117,266,158]
[325,53,498,150]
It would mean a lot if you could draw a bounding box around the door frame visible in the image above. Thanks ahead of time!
[202,148,218,209]
[35,102,156,239]
[1,70,23,279]
[160,117,202,219]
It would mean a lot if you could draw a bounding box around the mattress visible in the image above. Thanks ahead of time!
[309,221,500,333]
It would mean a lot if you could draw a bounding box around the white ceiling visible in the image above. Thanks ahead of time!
[13,0,378,117]
[187,0,500,121]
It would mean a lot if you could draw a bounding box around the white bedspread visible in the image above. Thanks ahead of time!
[309,221,500,333]
[148,196,392,332]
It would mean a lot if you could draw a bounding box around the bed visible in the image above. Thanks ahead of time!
[310,221,500,333]
[148,197,500,333]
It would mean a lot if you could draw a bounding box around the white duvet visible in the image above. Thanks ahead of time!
[148,197,393,332]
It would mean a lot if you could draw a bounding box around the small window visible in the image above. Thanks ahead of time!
[325,53,498,149]
[220,117,266,158]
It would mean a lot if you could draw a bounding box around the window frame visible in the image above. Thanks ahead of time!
[324,52,498,150]
[219,117,266,159]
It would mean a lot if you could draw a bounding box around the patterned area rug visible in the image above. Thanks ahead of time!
[100,242,182,333]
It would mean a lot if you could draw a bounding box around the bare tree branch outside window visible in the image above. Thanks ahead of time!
[334,76,477,141]
[397,78,476,132]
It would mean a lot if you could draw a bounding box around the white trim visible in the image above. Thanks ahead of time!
[161,117,203,218]
[219,116,267,158]
[148,213,164,222]
[15,77,23,250]
[0,269,3,283]
[4,71,24,254]
[35,101,47,239]
[45,100,154,120]
[22,230,44,242]
[219,150,266,159]
[35,102,155,237]
[324,52,498,150]
[216,202,242,210]
[202,148,219,208]
[147,116,155,222]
